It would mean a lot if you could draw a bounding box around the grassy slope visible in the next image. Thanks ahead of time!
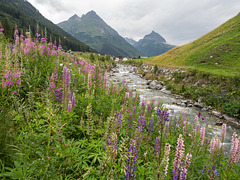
[146,13,240,77]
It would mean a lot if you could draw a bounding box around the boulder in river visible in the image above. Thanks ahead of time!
[212,110,223,119]
[148,80,163,90]
[194,102,204,108]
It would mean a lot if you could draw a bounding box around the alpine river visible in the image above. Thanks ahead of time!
[108,64,240,153]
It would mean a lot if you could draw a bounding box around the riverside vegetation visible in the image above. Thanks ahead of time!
[0,28,240,179]
[124,13,240,120]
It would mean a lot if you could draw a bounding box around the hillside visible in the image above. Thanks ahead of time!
[148,13,240,77]
[0,0,95,52]
[134,31,175,57]
[58,11,142,57]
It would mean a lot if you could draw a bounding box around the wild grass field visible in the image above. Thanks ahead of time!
[0,28,239,179]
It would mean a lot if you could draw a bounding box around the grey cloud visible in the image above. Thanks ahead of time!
[28,0,240,45]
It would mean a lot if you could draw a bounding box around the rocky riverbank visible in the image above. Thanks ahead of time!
[130,63,240,128]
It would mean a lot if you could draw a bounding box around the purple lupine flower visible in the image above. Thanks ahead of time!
[63,65,71,89]
[135,115,146,140]
[55,88,63,101]
[202,166,205,175]
[157,108,169,122]
[125,140,138,180]
[212,165,220,177]
[115,110,122,126]
[141,100,146,111]
[172,169,178,180]
[148,118,154,135]
[181,153,192,179]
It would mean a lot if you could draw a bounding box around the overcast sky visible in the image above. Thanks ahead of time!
[28,0,240,45]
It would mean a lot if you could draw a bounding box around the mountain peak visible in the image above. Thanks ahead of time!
[82,10,101,20]
[144,31,166,42]
[68,14,80,21]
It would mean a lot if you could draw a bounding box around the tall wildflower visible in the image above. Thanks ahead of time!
[63,66,70,89]
[162,143,171,177]
[180,153,192,180]
[173,134,185,170]
[154,137,161,159]
[221,123,227,142]
[135,115,146,145]
[125,140,138,180]
[87,71,92,93]
[199,126,205,145]
[229,132,240,164]
[210,135,221,155]
[104,71,107,89]
[86,103,93,138]
[63,65,71,109]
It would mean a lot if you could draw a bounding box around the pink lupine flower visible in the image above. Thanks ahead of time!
[0,28,4,32]
[230,132,240,164]
[199,126,205,145]
[221,123,227,142]
[180,153,192,180]
[163,143,171,177]
[210,136,221,155]
[87,72,92,92]
[14,29,19,34]
[174,134,185,170]
[194,115,199,123]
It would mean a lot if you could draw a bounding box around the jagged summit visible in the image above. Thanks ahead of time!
[68,14,80,21]
[81,10,101,20]
[57,10,142,57]
[133,31,175,57]
[143,31,166,42]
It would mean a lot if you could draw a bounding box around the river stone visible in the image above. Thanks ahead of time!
[212,110,223,119]
[181,100,188,104]
[194,102,204,108]
[201,107,208,111]
[148,80,163,90]
[146,80,152,85]
[215,121,223,126]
